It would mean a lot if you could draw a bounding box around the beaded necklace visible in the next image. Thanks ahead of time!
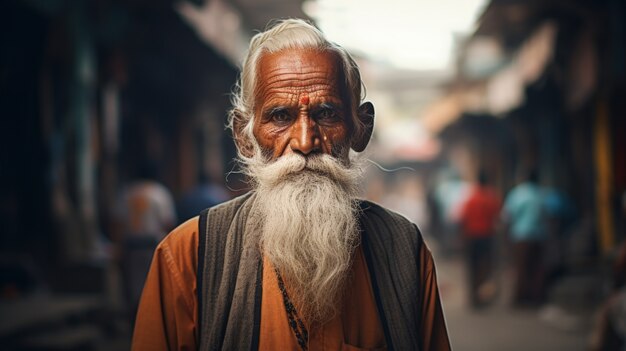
[274,268,309,350]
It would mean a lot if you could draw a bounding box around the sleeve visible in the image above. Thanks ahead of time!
[131,220,199,351]
[418,241,452,351]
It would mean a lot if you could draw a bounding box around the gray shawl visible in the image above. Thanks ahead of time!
[197,192,422,351]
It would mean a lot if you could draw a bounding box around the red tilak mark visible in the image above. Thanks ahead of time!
[299,95,310,105]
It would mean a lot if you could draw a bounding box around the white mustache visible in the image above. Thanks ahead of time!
[251,153,361,190]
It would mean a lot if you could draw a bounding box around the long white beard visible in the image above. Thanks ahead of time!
[245,152,363,322]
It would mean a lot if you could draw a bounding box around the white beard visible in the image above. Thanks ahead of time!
[245,152,363,323]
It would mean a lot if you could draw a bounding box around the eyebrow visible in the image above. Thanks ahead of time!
[311,102,343,112]
[262,101,343,117]
[263,106,291,116]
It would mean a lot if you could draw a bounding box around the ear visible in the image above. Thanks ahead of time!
[351,102,374,152]
[232,109,255,158]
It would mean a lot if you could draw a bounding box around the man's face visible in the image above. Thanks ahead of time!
[252,48,353,161]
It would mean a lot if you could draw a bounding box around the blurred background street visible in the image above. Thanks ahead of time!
[435,244,595,351]
[1,0,625,350]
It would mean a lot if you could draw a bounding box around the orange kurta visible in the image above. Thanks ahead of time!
[132,217,451,351]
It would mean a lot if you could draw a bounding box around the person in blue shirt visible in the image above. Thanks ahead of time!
[502,169,547,306]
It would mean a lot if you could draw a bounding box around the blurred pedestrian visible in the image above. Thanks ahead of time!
[116,159,177,321]
[502,169,547,307]
[457,169,502,308]
[434,169,470,256]
[542,186,576,288]
[177,172,229,224]
[117,160,177,241]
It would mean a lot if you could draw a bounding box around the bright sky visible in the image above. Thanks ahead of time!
[303,0,488,71]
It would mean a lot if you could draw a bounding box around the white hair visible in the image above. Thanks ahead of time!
[228,18,366,159]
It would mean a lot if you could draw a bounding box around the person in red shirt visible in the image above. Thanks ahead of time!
[457,169,502,308]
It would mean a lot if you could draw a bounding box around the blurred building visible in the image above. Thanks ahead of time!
[423,0,626,261]
[0,0,308,348]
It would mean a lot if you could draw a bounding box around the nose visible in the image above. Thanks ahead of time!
[289,113,321,155]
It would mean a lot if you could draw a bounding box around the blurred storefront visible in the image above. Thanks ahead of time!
[422,0,626,261]
[0,0,308,348]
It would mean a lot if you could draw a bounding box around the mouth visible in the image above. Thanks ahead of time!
[302,167,331,178]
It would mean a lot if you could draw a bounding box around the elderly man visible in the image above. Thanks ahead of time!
[132,19,450,350]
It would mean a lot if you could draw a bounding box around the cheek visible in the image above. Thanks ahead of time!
[324,126,350,150]
[253,124,289,155]
[252,122,271,145]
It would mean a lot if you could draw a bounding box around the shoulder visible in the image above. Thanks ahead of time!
[358,199,423,249]
[204,192,254,217]
[359,199,418,229]
[159,193,254,259]
[156,217,199,275]
[505,187,522,204]
[360,200,436,286]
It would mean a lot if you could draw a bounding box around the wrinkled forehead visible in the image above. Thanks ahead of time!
[254,48,349,100]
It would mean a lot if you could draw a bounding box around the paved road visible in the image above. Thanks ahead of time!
[432,245,595,351]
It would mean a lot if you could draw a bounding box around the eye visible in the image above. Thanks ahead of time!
[315,108,340,123]
[268,109,293,124]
